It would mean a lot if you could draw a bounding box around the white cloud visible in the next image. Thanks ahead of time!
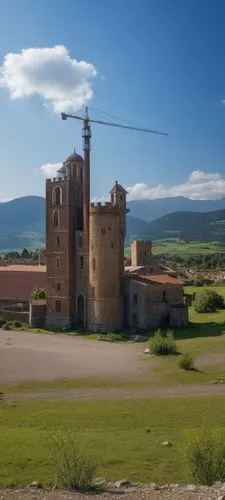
[0,45,97,113]
[40,162,62,177]
[127,170,225,201]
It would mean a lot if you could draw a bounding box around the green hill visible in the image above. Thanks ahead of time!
[1,196,225,251]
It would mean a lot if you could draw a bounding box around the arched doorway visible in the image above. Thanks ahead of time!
[77,295,84,325]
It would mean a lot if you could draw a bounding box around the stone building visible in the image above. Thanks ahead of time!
[45,150,188,331]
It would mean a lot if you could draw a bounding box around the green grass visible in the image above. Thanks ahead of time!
[1,397,225,487]
[152,239,225,256]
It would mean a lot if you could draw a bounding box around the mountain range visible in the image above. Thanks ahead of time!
[1,195,225,250]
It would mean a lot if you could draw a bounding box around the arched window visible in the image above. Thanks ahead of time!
[53,210,59,227]
[52,186,62,205]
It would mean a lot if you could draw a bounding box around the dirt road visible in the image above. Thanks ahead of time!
[0,484,224,500]
[0,331,146,383]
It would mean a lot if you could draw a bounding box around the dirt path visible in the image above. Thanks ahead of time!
[0,484,224,500]
[0,331,147,384]
[3,382,225,402]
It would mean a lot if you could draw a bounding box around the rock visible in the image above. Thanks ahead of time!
[115,480,132,489]
[28,481,42,489]
[186,484,196,492]
[144,348,150,354]
[161,440,172,447]
[218,496,225,500]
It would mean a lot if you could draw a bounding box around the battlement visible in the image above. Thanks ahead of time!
[90,201,120,214]
[46,177,68,183]
[134,240,152,246]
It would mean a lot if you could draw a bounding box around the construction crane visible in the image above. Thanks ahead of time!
[61,106,168,251]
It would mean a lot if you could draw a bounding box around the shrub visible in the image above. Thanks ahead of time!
[194,289,225,313]
[49,433,97,491]
[1,322,11,330]
[108,332,122,342]
[13,320,22,328]
[193,273,205,286]
[31,288,46,300]
[178,353,194,371]
[0,318,6,328]
[183,426,225,485]
[149,329,177,355]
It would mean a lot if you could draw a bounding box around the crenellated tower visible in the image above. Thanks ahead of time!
[88,202,122,332]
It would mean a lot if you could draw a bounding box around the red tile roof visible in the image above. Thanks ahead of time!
[0,269,47,300]
[127,273,183,286]
[143,274,183,285]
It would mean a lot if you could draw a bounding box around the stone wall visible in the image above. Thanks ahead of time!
[123,277,188,329]
[0,310,29,323]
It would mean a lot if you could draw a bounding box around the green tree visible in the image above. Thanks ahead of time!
[194,289,225,313]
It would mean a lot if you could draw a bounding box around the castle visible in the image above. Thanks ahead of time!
[45,150,188,331]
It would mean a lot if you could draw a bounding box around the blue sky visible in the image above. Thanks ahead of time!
[1,0,225,201]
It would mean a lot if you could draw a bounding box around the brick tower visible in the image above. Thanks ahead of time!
[131,240,153,267]
[88,201,122,332]
[45,151,86,329]
[110,181,129,276]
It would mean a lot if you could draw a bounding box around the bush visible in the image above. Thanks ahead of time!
[194,289,225,313]
[183,426,225,485]
[1,322,11,330]
[0,318,6,328]
[13,320,22,328]
[193,273,205,286]
[149,329,177,355]
[106,332,122,342]
[178,353,194,371]
[49,433,98,490]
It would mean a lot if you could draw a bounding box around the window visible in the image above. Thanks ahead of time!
[111,242,114,249]
[56,235,60,247]
[120,195,123,200]
[80,256,84,269]
[53,210,59,227]
[55,300,61,312]
[133,294,138,305]
[162,290,166,302]
[108,226,111,231]
[57,283,61,292]
[133,313,138,327]
[101,228,106,234]
[52,186,62,205]
[79,234,83,247]
[56,257,60,268]
[92,258,96,271]
[144,250,147,256]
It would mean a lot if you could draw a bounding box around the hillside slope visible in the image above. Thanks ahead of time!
[0,196,45,249]
[146,209,225,242]
[127,197,225,221]
[1,196,225,250]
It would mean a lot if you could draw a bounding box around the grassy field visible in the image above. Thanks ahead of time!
[125,239,225,258]
[152,239,225,256]
[1,397,225,487]
[2,285,225,487]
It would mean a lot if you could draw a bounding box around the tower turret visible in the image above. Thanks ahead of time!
[110,181,129,276]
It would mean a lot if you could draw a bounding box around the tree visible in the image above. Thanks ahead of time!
[194,289,225,313]
[31,288,46,300]
[21,248,30,259]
